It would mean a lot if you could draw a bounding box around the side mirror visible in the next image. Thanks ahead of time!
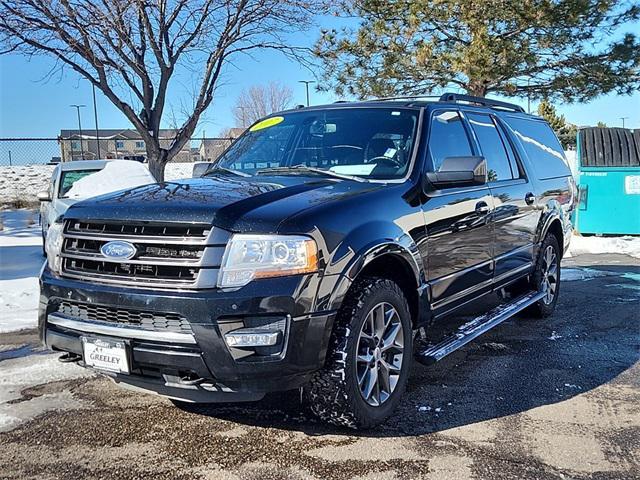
[37,191,51,202]
[426,156,487,189]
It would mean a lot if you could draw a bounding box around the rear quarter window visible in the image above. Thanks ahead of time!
[503,116,571,180]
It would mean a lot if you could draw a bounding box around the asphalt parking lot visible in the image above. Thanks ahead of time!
[1,252,638,480]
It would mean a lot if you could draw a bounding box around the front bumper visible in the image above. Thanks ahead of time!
[39,268,336,402]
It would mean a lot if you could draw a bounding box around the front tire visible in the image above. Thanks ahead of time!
[304,277,413,429]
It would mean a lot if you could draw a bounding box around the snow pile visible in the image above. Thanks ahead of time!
[0,210,43,333]
[65,160,155,199]
[567,235,640,259]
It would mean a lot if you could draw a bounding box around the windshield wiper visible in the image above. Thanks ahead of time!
[202,166,251,177]
[256,164,365,182]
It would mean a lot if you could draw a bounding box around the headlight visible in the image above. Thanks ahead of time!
[45,221,64,273]
[218,234,318,288]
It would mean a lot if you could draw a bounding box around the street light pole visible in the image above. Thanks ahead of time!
[620,117,629,128]
[298,80,315,107]
[70,104,86,160]
[92,84,101,158]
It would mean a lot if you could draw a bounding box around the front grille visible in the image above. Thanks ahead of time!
[56,301,192,333]
[62,257,199,282]
[60,219,227,288]
[68,221,210,239]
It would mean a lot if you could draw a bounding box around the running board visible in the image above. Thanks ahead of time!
[416,290,545,365]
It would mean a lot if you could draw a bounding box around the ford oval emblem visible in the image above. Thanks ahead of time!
[100,241,137,261]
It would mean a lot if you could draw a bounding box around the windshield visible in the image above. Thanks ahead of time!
[210,107,419,180]
[58,170,101,198]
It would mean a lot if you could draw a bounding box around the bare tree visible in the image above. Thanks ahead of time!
[233,81,293,127]
[0,1,316,180]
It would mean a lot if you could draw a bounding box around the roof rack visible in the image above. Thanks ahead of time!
[334,92,526,113]
[362,95,441,103]
[438,93,525,113]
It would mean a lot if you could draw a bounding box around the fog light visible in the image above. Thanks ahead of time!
[224,329,281,347]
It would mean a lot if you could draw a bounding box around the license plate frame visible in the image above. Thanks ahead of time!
[81,336,130,374]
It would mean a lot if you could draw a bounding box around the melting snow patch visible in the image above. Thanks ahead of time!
[548,331,563,341]
[561,268,615,281]
[564,383,582,390]
[0,353,94,432]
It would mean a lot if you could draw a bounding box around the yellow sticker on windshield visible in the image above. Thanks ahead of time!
[250,116,284,132]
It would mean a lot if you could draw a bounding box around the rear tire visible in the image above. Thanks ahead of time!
[304,277,413,429]
[528,234,561,318]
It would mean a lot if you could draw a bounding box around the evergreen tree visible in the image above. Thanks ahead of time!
[316,0,640,102]
[537,99,577,149]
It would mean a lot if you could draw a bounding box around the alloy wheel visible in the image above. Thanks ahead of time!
[540,244,559,305]
[355,302,405,407]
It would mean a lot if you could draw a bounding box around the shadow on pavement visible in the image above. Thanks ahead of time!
[174,263,639,437]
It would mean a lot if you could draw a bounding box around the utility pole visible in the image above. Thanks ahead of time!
[8,150,11,167]
[70,104,86,160]
[92,84,101,158]
[620,117,629,128]
[527,78,531,114]
[298,80,315,107]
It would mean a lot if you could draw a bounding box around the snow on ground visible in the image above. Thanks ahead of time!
[567,234,640,259]
[0,353,94,432]
[0,209,43,333]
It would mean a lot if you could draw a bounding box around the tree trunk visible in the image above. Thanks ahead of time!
[466,81,488,97]
[147,149,167,182]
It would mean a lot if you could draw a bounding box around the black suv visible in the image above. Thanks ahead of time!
[40,94,575,428]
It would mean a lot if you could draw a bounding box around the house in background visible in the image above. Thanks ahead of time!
[58,129,192,163]
[198,128,244,162]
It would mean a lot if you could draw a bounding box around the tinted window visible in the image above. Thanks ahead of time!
[496,121,523,178]
[428,111,473,171]
[215,108,419,180]
[467,113,513,182]
[503,117,571,179]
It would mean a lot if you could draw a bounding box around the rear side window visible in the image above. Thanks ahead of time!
[428,111,473,171]
[467,113,513,182]
[504,117,571,179]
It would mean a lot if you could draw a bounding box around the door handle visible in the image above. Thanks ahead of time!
[475,201,490,215]
[525,192,536,205]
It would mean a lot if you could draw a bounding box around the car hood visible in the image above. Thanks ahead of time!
[65,175,382,232]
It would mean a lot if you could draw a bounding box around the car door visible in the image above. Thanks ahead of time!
[422,109,495,315]
[465,111,538,286]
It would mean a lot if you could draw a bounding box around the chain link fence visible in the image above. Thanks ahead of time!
[0,136,236,207]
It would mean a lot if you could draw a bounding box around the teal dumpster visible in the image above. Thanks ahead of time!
[573,127,640,235]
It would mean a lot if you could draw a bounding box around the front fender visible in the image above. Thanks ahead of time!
[315,220,424,313]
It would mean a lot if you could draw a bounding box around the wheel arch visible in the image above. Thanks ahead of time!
[537,208,565,260]
[325,242,428,328]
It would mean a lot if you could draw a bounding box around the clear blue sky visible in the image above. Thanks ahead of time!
[1,17,639,138]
